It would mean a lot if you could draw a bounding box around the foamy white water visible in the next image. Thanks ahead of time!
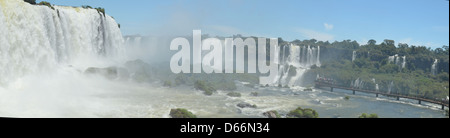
[0,0,124,85]
[0,0,125,117]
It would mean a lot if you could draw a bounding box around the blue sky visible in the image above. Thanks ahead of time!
[43,0,449,49]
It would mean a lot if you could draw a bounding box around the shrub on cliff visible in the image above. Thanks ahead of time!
[38,1,55,10]
[24,0,36,4]
[82,5,93,9]
[95,7,105,16]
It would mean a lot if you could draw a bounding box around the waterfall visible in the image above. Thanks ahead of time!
[0,0,124,84]
[316,46,321,67]
[372,78,379,91]
[388,56,395,63]
[352,51,356,62]
[273,44,321,86]
[431,59,438,75]
[402,56,406,69]
[124,36,142,47]
[352,78,364,89]
[388,81,395,94]
[388,54,406,70]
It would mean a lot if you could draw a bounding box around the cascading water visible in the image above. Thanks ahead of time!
[352,51,356,62]
[431,59,438,75]
[371,78,379,91]
[351,78,364,89]
[388,81,395,94]
[274,44,321,86]
[0,0,124,85]
[0,0,126,117]
[388,54,406,70]
[401,56,406,69]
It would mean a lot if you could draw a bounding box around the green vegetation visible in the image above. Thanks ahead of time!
[169,108,197,118]
[344,96,350,100]
[24,0,36,4]
[82,5,93,9]
[174,74,187,86]
[287,107,319,118]
[359,113,379,118]
[293,38,449,100]
[163,80,172,87]
[81,5,106,17]
[227,92,241,97]
[37,1,55,10]
[250,92,258,97]
[171,73,257,91]
[194,80,216,96]
[95,7,105,16]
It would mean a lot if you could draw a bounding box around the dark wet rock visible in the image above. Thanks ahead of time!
[250,92,258,97]
[227,92,241,97]
[84,66,128,80]
[237,102,257,108]
[263,110,281,118]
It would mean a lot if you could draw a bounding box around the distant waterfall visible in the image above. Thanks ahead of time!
[431,59,439,75]
[388,54,406,70]
[352,51,356,62]
[351,78,364,89]
[387,81,395,94]
[124,36,142,47]
[402,56,406,69]
[273,44,321,86]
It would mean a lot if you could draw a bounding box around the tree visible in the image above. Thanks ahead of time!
[398,43,409,49]
[368,39,377,46]
[383,39,395,46]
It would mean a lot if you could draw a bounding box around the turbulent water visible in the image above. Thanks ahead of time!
[0,0,446,118]
[0,0,124,85]
[0,0,125,117]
